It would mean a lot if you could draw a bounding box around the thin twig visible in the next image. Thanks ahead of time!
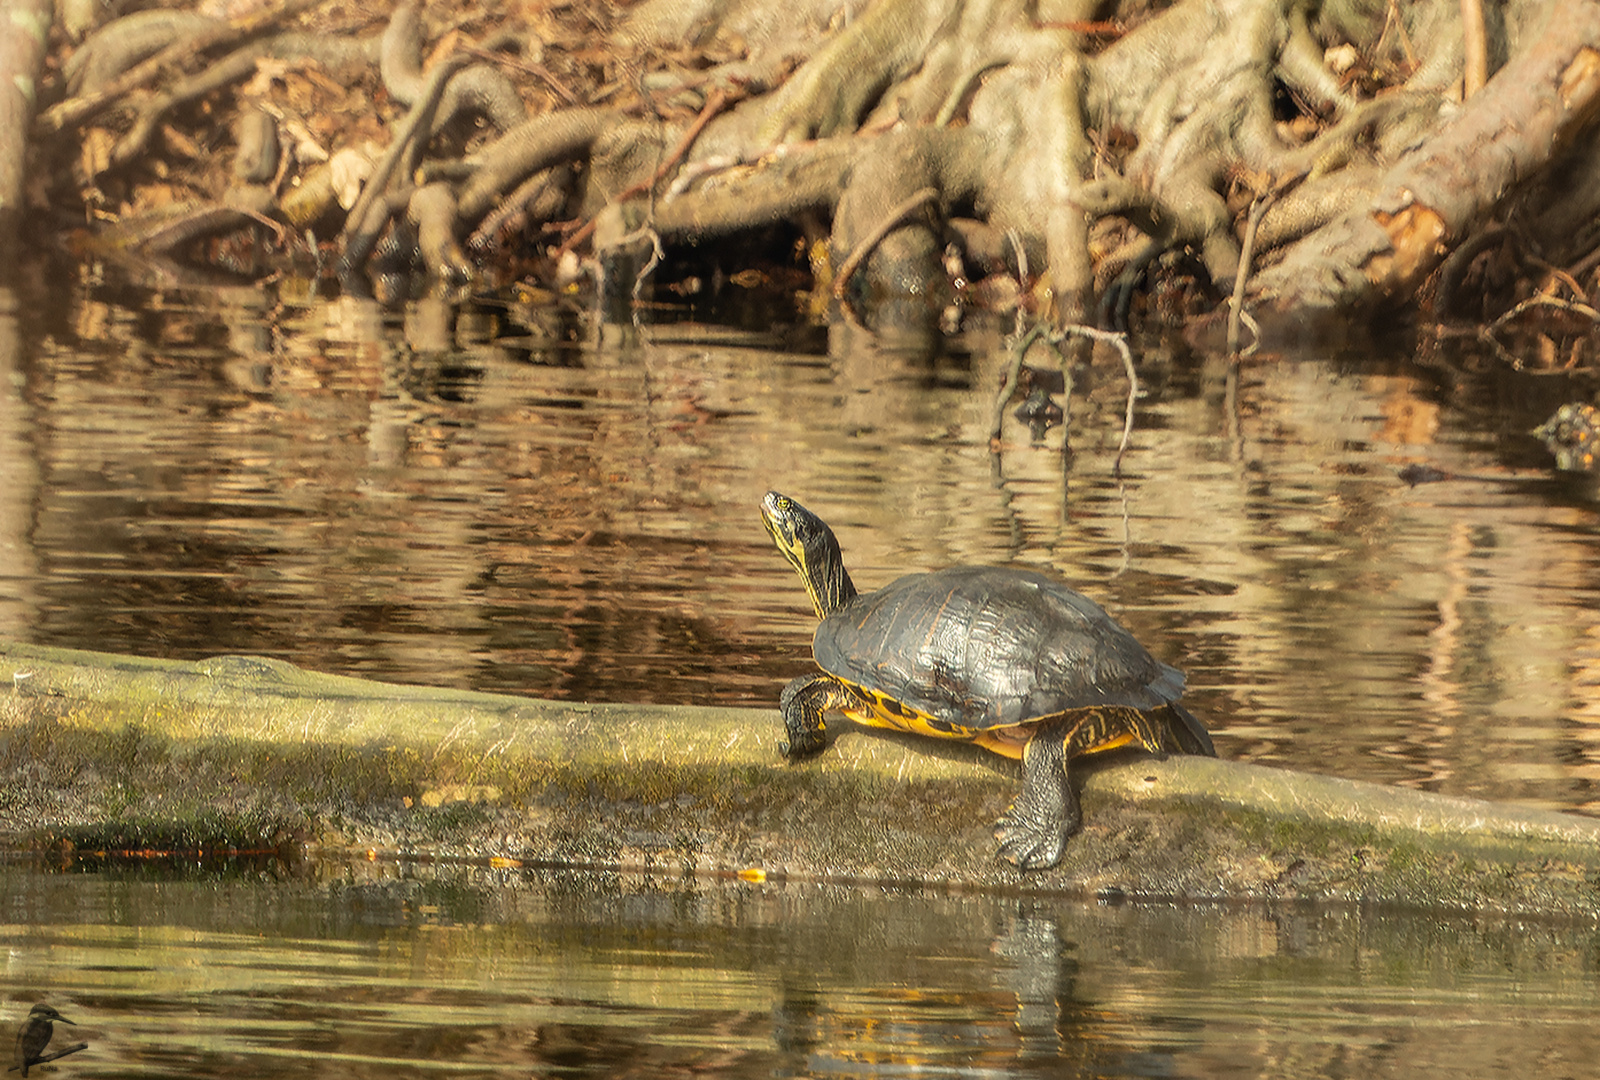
[1488,291,1600,330]
[626,90,731,196]
[1110,335,1139,475]
[468,169,561,250]
[1033,19,1126,35]
[559,88,739,256]
[1379,0,1418,72]
[1057,324,1139,476]
[1227,190,1275,355]
[111,47,261,169]
[7,1042,89,1073]
[631,226,666,328]
[1005,227,1028,338]
[989,322,1137,476]
[1235,308,1261,357]
[1568,237,1600,283]
[832,186,940,300]
[990,323,1052,444]
[1476,326,1520,367]
[1524,258,1588,301]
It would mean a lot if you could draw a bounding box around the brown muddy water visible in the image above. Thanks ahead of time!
[9,864,1600,1080]
[3,861,1600,1079]
[1,272,1599,1077]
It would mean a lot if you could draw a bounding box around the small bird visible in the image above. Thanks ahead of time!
[14,1004,74,1078]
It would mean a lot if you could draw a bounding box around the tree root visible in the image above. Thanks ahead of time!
[0,0,51,241]
[379,3,525,137]
[1252,1,1600,319]
[38,0,328,133]
[18,0,1600,344]
[409,183,472,282]
[558,87,741,256]
[832,186,939,299]
[454,108,623,222]
[338,52,469,273]
[107,33,381,171]
[61,8,216,96]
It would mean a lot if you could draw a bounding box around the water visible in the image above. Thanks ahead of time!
[4,274,1600,1073]
[3,861,1599,1079]
[5,279,1598,811]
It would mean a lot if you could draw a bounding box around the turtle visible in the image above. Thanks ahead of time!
[760,490,1217,871]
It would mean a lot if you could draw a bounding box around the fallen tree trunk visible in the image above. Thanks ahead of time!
[8,641,1600,914]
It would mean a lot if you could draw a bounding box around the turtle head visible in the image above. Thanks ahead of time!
[761,492,857,618]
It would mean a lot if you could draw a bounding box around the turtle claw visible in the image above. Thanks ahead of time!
[994,806,1067,872]
[780,729,826,758]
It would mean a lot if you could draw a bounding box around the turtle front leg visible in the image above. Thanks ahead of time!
[993,727,1079,871]
[778,674,854,758]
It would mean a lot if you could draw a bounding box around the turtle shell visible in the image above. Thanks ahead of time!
[814,565,1184,731]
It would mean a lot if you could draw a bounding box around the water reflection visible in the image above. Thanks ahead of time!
[4,278,1600,815]
[4,862,1600,1078]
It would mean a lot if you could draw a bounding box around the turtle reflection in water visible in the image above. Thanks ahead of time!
[1533,402,1600,472]
[761,491,1217,871]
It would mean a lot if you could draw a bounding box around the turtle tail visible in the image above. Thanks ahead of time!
[1165,702,1217,757]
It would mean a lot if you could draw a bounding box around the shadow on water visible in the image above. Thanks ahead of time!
[4,859,1600,1079]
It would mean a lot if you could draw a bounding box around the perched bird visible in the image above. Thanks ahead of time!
[14,1004,74,1078]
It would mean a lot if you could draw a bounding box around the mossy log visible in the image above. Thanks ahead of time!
[5,641,1600,915]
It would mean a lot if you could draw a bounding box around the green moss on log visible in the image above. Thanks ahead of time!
[6,642,1600,915]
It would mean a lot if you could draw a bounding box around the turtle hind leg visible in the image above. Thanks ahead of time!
[993,729,1079,872]
[778,674,854,758]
